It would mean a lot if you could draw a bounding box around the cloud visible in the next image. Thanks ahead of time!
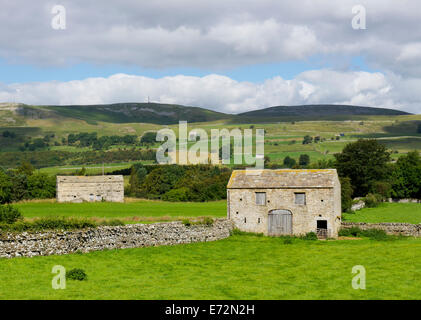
[1,70,420,114]
[0,1,420,77]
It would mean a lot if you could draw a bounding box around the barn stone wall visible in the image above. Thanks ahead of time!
[0,219,234,258]
[56,175,124,203]
[341,222,421,237]
[228,187,342,237]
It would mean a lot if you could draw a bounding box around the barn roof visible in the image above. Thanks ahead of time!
[57,175,124,183]
[227,169,338,189]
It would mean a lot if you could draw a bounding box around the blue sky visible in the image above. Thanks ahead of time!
[0,56,373,84]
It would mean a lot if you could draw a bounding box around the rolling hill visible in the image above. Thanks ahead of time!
[0,102,412,126]
[237,104,411,121]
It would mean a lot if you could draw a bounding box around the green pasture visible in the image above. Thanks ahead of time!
[343,203,421,224]
[0,234,420,299]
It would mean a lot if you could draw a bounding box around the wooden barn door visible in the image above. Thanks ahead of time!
[268,210,292,236]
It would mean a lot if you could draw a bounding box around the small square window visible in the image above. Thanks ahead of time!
[295,193,306,205]
[255,192,266,205]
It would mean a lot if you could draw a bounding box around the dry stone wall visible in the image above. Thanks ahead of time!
[341,222,421,237]
[0,219,234,258]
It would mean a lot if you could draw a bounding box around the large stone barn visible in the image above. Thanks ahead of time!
[56,175,124,203]
[226,169,342,238]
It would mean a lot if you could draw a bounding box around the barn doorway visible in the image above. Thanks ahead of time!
[268,210,292,236]
[317,220,328,239]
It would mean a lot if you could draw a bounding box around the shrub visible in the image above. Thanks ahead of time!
[364,193,383,208]
[162,187,190,202]
[339,227,399,241]
[283,237,293,244]
[99,219,124,226]
[301,232,318,240]
[66,268,87,281]
[202,217,214,226]
[0,205,23,224]
[230,228,263,237]
[182,219,191,226]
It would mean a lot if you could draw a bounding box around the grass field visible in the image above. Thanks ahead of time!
[343,203,421,224]
[0,234,420,299]
[14,199,227,222]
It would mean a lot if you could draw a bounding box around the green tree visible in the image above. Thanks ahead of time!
[0,170,12,204]
[27,173,56,199]
[390,151,421,199]
[283,156,296,168]
[340,177,353,212]
[299,154,310,166]
[16,161,35,176]
[302,135,313,145]
[334,139,391,197]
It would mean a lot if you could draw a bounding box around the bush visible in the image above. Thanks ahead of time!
[230,228,263,237]
[0,205,23,224]
[364,193,383,208]
[162,187,190,202]
[283,237,293,244]
[202,217,214,226]
[182,219,191,226]
[98,219,124,226]
[66,268,87,281]
[339,227,398,241]
[301,232,318,240]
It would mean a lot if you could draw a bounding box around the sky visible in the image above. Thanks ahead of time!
[0,0,420,114]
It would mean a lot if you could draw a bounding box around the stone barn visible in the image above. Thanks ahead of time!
[56,175,124,203]
[227,169,341,238]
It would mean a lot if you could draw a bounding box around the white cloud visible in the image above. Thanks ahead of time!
[1,70,420,114]
[0,1,420,76]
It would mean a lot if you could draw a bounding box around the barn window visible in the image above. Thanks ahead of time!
[244,217,247,223]
[295,193,306,205]
[258,218,261,224]
[255,192,266,205]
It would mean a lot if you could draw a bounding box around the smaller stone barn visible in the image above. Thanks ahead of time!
[56,175,124,203]
[227,169,342,238]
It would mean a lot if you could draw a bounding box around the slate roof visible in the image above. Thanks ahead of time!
[227,169,338,189]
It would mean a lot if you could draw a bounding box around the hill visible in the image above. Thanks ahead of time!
[237,104,411,120]
[0,102,411,126]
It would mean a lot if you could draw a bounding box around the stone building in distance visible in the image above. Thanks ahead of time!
[227,169,342,238]
[56,175,124,203]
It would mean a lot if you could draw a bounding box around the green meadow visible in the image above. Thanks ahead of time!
[0,234,420,300]
[14,199,227,222]
[343,203,421,224]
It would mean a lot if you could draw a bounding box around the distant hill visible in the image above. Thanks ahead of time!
[238,104,411,118]
[0,102,412,126]
[37,103,230,124]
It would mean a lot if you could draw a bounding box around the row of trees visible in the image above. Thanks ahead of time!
[0,149,156,168]
[333,139,421,211]
[67,132,139,150]
[127,164,231,202]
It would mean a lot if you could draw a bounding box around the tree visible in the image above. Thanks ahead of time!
[417,123,421,134]
[390,151,421,199]
[283,156,296,168]
[299,154,310,166]
[128,163,148,195]
[340,177,353,212]
[16,161,35,176]
[0,170,12,204]
[302,135,313,145]
[27,173,56,199]
[334,139,391,197]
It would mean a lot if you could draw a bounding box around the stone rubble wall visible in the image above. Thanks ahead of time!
[0,219,234,259]
[341,222,421,237]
